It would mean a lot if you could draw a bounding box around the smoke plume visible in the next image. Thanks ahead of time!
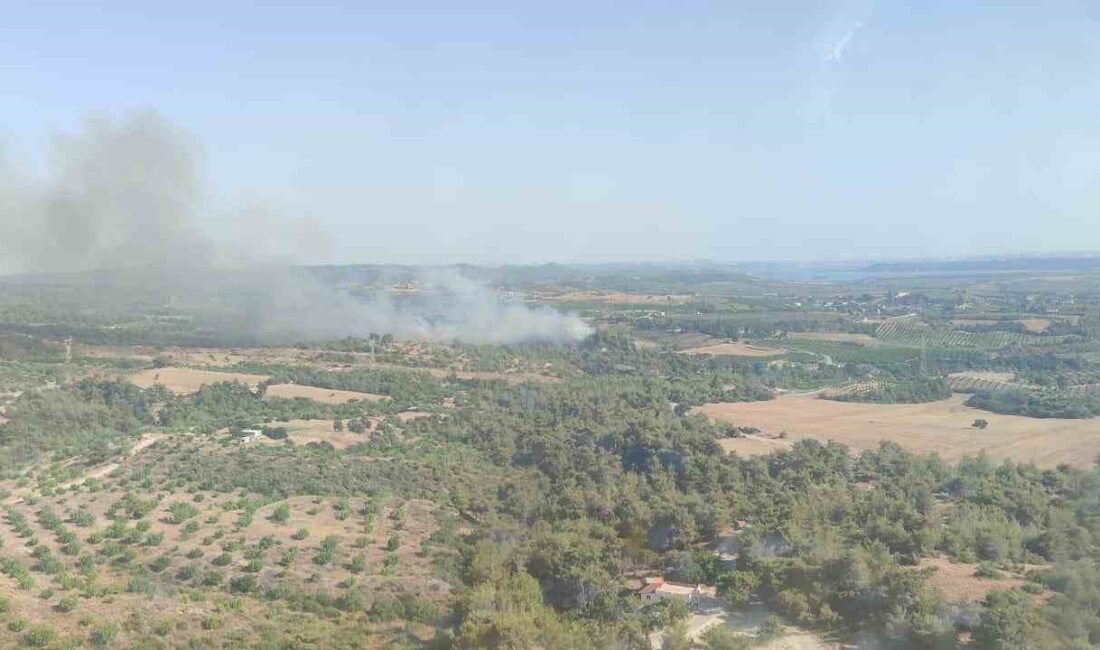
[0,110,591,345]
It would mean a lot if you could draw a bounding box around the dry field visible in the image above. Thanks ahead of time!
[130,366,270,393]
[948,371,1017,383]
[717,435,793,457]
[681,342,786,358]
[695,394,1100,468]
[263,383,388,403]
[916,556,1027,602]
[543,291,693,305]
[262,418,374,449]
[787,332,884,347]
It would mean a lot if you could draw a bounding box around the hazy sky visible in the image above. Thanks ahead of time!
[4,1,1100,265]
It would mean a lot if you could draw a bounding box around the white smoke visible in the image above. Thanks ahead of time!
[0,110,591,345]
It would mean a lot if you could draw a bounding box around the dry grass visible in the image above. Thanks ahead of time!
[681,342,786,358]
[695,394,1100,468]
[787,332,884,347]
[130,367,270,393]
[917,556,1026,602]
[263,383,388,403]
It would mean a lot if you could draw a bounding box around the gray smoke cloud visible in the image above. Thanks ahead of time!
[0,110,591,345]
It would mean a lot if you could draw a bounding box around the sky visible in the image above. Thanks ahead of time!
[3,1,1100,265]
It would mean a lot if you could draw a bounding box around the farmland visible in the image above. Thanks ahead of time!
[875,317,1068,349]
[680,341,786,357]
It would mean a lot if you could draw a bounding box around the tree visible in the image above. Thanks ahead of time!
[716,570,759,606]
[333,419,344,432]
[972,590,1036,649]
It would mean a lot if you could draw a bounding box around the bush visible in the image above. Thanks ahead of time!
[55,595,79,612]
[211,553,232,567]
[292,528,309,541]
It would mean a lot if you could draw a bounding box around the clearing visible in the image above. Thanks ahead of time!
[717,435,793,457]
[695,394,1100,468]
[916,556,1028,602]
[130,366,269,393]
[263,383,388,403]
[681,342,786,357]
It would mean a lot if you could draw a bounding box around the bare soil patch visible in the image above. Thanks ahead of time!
[1018,318,1052,333]
[130,367,270,393]
[695,394,1100,468]
[263,383,388,403]
[681,342,786,358]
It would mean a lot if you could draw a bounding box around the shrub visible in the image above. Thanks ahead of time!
[291,528,309,541]
[269,503,290,525]
[91,622,119,647]
[168,502,200,524]
[55,595,79,612]
[7,617,27,632]
[211,553,232,567]
[186,549,204,560]
[279,548,299,567]
[128,575,154,594]
[385,534,401,551]
[349,554,366,574]
[23,625,56,647]
[201,571,223,586]
[228,574,256,594]
[369,595,405,622]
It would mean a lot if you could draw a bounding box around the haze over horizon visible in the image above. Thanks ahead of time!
[4,1,1100,268]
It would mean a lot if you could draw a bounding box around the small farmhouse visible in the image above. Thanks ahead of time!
[638,577,707,605]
